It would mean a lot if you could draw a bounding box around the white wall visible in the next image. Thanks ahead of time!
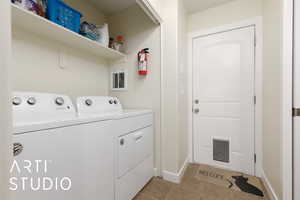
[12,30,109,100]
[0,0,12,199]
[188,0,262,32]
[11,1,110,100]
[177,0,189,171]
[108,4,162,174]
[161,0,180,174]
[160,0,188,176]
[262,0,283,198]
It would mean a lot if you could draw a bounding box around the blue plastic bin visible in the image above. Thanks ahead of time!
[47,0,82,33]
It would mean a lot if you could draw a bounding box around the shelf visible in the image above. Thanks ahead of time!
[11,4,126,61]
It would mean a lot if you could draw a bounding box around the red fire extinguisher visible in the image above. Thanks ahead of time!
[138,48,149,75]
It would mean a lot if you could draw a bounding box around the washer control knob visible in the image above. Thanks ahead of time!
[12,97,22,106]
[109,100,113,104]
[27,97,36,105]
[85,99,93,106]
[114,100,118,104]
[55,97,65,106]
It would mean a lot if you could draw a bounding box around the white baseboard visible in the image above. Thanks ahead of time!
[153,168,160,177]
[260,169,279,200]
[162,158,189,184]
[255,165,262,178]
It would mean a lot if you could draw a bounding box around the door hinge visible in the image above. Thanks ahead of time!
[254,95,257,105]
[254,154,257,163]
[293,108,300,117]
[254,34,257,47]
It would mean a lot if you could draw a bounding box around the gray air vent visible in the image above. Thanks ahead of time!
[213,139,229,163]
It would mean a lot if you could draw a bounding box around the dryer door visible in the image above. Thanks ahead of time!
[118,133,136,178]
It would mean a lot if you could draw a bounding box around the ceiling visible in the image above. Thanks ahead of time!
[87,0,136,15]
[183,0,236,14]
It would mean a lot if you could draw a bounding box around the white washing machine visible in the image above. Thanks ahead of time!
[12,92,115,200]
[77,96,154,200]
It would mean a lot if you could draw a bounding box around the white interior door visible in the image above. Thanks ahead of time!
[192,27,255,175]
[294,1,300,198]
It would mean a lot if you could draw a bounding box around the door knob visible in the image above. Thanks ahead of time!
[194,108,200,114]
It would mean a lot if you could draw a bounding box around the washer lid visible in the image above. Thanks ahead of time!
[12,92,76,125]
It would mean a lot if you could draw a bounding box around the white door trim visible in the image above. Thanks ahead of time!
[0,0,12,199]
[188,17,263,177]
[282,0,294,199]
[158,22,164,177]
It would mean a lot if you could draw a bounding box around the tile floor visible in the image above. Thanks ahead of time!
[134,164,269,200]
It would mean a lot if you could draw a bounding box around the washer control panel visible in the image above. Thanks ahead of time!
[12,92,76,124]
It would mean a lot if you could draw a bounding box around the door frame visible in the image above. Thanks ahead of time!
[0,0,12,199]
[282,0,294,199]
[187,17,263,177]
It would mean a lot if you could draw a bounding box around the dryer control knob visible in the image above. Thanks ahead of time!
[109,100,113,104]
[55,97,65,106]
[12,97,22,106]
[114,100,118,104]
[85,99,93,106]
[27,97,36,105]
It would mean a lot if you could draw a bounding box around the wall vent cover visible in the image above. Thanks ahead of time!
[213,139,229,163]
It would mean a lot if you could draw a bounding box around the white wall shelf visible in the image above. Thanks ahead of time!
[11,4,126,61]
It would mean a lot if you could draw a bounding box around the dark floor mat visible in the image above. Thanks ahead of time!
[195,164,264,197]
